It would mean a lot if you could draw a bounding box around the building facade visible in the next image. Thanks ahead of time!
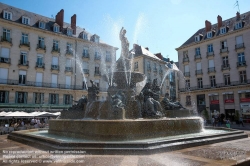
[176,11,250,120]
[0,3,117,111]
[132,44,179,99]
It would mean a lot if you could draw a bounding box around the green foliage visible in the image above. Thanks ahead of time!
[201,109,209,121]
[235,110,240,121]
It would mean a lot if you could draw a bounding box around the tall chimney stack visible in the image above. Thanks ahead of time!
[55,9,64,31]
[217,15,222,29]
[205,20,212,32]
[71,14,76,35]
[236,12,240,20]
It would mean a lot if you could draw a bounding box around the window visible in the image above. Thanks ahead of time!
[64,94,72,104]
[39,22,45,29]
[36,54,44,67]
[224,94,234,100]
[222,56,229,67]
[38,37,45,48]
[52,57,59,69]
[95,64,100,74]
[21,33,29,45]
[67,29,73,36]
[196,62,201,71]
[224,74,230,85]
[83,33,88,40]
[66,59,72,67]
[95,51,101,59]
[185,80,190,88]
[134,62,138,70]
[65,76,71,89]
[34,93,44,104]
[220,27,226,34]
[0,48,10,63]
[3,11,12,20]
[195,35,200,42]
[195,47,200,55]
[183,51,188,58]
[83,47,89,57]
[53,40,59,51]
[221,41,227,49]
[94,36,99,43]
[16,92,27,103]
[19,70,26,84]
[66,43,72,54]
[207,44,213,52]
[49,94,58,104]
[239,71,247,83]
[54,26,59,32]
[51,74,58,88]
[0,91,8,103]
[210,76,216,87]
[197,78,203,88]
[207,31,212,38]
[22,16,30,25]
[20,52,27,65]
[106,51,111,62]
[186,95,191,105]
[36,72,43,87]
[236,36,243,45]
[3,28,11,41]
[0,68,8,84]
[238,52,245,62]
[147,61,151,68]
[235,22,242,29]
[95,80,100,88]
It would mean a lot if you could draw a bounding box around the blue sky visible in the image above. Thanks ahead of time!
[1,0,249,61]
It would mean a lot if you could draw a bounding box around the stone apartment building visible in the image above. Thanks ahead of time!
[0,3,117,111]
[176,11,250,120]
[132,44,178,99]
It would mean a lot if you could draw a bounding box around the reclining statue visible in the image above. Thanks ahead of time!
[161,93,185,110]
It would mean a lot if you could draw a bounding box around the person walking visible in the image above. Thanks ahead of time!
[239,116,244,127]
[226,119,230,128]
[212,116,215,127]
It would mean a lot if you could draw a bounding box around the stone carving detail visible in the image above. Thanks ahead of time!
[68,95,88,111]
[161,93,185,110]
[88,80,99,102]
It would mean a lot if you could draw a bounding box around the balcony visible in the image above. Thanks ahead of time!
[208,67,216,73]
[51,47,60,54]
[179,79,250,92]
[182,57,189,64]
[0,78,84,90]
[18,60,29,69]
[35,63,45,70]
[220,47,228,56]
[194,54,202,61]
[36,43,46,52]
[237,61,247,68]
[95,55,101,60]
[94,71,101,76]
[206,51,214,58]
[19,40,30,49]
[50,65,60,73]
[0,36,12,45]
[65,49,73,56]
[221,64,230,71]
[184,72,190,77]
[0,57,11,64]
[65,67,73,72]
[195,69,203,75]
[82,53,89,59]
[235,43,245,52]
[147,67,151,72]
[83,69,89,75]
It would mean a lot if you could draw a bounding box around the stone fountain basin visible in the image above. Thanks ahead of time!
[48,117,203,141]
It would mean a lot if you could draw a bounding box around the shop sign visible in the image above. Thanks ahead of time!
[240,98,250,103]
[210,100,219,104]
[225,99,234,103]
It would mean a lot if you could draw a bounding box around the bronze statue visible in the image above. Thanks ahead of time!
[119,27,129,59]
[161,93,185,110]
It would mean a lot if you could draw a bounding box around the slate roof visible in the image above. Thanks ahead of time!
[133,44,162,61]
[0,2,113,47]
[177,11,250,49]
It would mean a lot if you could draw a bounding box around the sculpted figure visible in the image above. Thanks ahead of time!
[88,80,99,102]
[152,78,161,101]
[111,91,125,109]
[119,27,129,59]
[162,93,185,110]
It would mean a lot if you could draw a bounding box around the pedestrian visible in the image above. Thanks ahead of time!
[226,119,230,128]
[239,116,244,127]
[212,116,215,127]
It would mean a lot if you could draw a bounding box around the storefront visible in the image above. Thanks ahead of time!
[197,94,206,114]
[209,93,220,117]
[223,92,235,121]
[238,90,250,123]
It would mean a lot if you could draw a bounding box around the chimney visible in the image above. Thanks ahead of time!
[55,9,64,31]
[236,12,240,20]
[205,20,212,32]
[71,14,76,35]
[217,15,222,29]
[155,53,163,60]
[145,47,149,51]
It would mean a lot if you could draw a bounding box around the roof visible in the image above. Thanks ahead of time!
[177,11,250,50]
[133,44,162,61]
[0,2,114,47]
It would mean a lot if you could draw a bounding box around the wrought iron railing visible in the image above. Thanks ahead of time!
[83,69,89,74]
[36,62,45,68]
[183,57,189,63]
[37,43,46,50]
[1,36,12,43]
[206,51,214,58]
[82,53,89,58]
[184,72,190,77]
[20,40,30,47]
[220,47,228,53]
[194,54,202,60]
[65,67,73,72]
[235,43,245,49]
[221,64,230,70]
[51,65,59,70]
[18,60,29,66]
[208,67,215,73]
[52,47,60,53]
[0,57,11,63]
[195,69,203,75]
[237,61,247,67]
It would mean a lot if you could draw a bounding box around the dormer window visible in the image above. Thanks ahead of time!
[3,11,12,20]
[207,31,212,38]
[195,35,200,42]
[220,27,226,34]
[67,29,73,36]
[39,21,45,29]
[22,16,30,25]
[54,26,59,33]
[235,22,242,30]
[94,36,99,43]
[83,33,88,40]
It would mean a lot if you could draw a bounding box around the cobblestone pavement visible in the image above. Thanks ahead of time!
[0,134,250,166]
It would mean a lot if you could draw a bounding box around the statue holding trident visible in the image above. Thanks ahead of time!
[119,27,130,59]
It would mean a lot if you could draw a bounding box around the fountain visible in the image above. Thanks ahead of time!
[8,27,248,153]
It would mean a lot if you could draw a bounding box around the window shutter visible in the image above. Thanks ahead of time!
[5,91,9,103]
[1,48,10,58]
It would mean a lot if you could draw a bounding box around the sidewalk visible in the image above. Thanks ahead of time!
[205,123,250,130]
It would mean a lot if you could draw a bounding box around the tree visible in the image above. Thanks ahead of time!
[201,109,209,121]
